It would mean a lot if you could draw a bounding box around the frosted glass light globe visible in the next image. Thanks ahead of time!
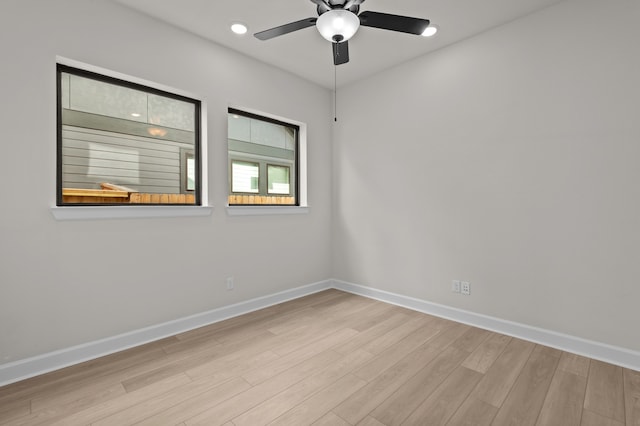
[316,9,360,43]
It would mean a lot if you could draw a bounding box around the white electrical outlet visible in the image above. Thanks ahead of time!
[452,280,461,293]
[226,276,234,291]
[461,281,470,295]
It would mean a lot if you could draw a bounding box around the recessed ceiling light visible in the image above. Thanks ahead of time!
[422,25,438,37]
[131,113,141,117]
[231,23,248,35]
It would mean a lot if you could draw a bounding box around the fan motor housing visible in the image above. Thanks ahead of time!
[316,0,361,16]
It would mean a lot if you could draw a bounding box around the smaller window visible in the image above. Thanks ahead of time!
[228,108,299,206]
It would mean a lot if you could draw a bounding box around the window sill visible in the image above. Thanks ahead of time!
[50,205,214,221]
[226,205,309,216]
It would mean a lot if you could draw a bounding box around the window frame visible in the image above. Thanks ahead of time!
[230,160,261,194]
[266,163,292,196]
[180,148,196,193]
[227,107,300,207]
[56,62,203,207]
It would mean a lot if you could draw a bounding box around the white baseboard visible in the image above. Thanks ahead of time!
[332,279,640,372]
[0,280,332,387]
[2,278,638,387]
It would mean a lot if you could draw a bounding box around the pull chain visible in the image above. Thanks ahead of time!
[334,64,337,122]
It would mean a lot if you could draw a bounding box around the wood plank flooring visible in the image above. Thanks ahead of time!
[0,289,638,425]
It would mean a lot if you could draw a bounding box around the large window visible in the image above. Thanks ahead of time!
[57,64,201,206]
[228,108,298,206]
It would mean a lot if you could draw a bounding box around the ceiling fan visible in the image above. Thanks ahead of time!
[254,0,431,66]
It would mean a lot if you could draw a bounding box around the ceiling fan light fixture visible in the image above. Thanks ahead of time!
[316,9,360,43]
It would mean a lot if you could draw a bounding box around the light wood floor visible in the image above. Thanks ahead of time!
[1,289,638,426]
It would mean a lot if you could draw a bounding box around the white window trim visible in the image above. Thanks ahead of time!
[51,205,213,220]
[226,206,309,216]
[226,105,308,216]
[52,57,210,221]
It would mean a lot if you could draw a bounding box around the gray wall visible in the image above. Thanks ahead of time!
[0,0,332,364]
[332,0,640,352]
[2,0,639,369]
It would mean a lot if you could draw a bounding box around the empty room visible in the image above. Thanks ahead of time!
[0,0,638,425]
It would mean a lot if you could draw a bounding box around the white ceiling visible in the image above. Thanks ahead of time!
[114,0,565,89]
